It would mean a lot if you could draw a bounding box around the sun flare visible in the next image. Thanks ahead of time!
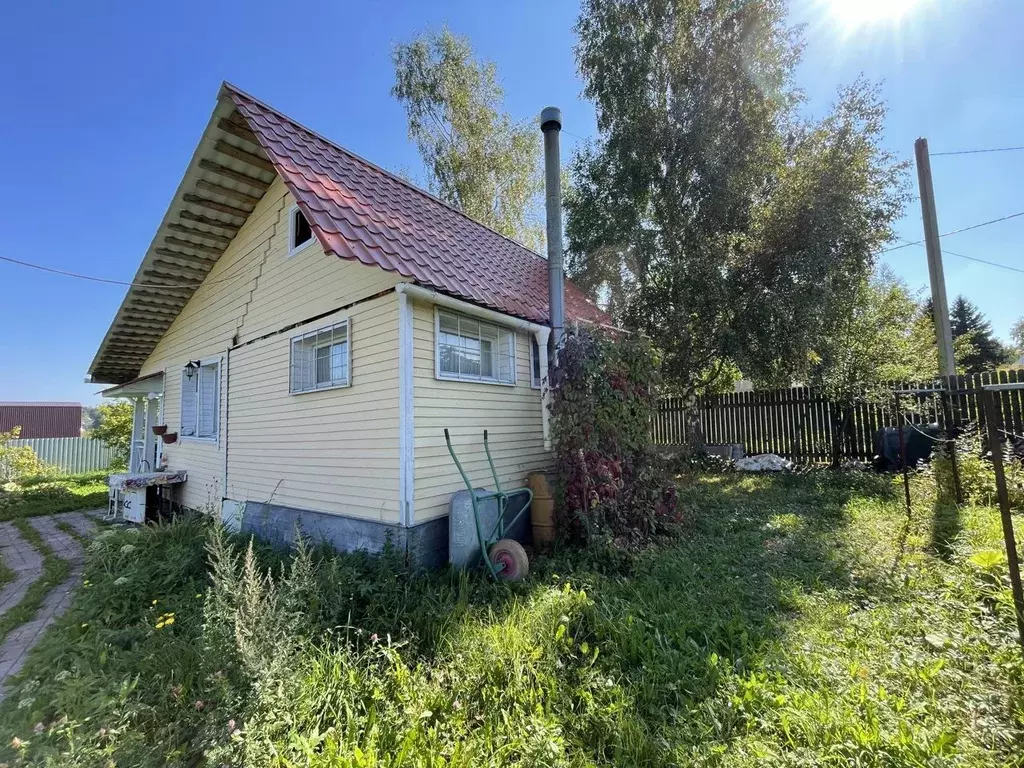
[823,0,925,27]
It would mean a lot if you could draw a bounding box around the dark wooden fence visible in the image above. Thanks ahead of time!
[652,369,1024,463]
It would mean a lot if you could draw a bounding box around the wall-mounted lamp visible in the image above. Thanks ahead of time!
[184,360,201,380]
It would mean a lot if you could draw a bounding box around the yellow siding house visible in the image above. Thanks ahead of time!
[88,84,607,565]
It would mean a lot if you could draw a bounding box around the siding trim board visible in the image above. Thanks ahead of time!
[398,290,416,526]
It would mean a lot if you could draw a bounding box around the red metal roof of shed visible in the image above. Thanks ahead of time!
[0,402,81,438]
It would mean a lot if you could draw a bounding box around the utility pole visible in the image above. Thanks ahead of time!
[915,137,956,378]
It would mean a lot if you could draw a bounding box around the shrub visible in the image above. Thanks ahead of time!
[0,427,46,482]
[550,329,681,548]
[931,425,1024,509]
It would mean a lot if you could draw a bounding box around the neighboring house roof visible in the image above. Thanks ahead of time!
[0,402,81,438]
[89,83,608,385]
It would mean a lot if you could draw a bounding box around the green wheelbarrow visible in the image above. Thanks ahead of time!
[444,428,533,581]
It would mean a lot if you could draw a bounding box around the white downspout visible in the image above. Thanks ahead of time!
[395,283,554,451]
[535,326,552,452]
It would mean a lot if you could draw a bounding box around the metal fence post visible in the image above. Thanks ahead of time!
[895,393,912,520]
[939,386,964,504]
[982,388,1024,654]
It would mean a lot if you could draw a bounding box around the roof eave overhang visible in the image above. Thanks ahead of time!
[88,87,278,385]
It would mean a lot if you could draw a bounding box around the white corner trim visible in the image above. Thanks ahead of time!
[398,291,416,526]
[222,349,229,494]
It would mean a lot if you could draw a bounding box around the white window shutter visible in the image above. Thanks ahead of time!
[198,363,219,437]
[181,370,197,436]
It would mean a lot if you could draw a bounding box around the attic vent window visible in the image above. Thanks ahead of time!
[288,204,314,255]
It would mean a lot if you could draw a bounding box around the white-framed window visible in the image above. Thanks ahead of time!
[290,319,351,393]
[436,308,515,385]
[529,336,542,389]
[180,360,219,441]
[288,204,314,256]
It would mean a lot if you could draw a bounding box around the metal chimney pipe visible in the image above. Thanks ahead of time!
[541,106,565,348]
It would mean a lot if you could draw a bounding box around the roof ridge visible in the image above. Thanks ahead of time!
[220,81,551,266]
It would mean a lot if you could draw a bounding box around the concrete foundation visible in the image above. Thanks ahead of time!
[234,490,532,570]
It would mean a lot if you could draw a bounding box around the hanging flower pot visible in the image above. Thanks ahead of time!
[152,425,168,436]
[161,432,178,445]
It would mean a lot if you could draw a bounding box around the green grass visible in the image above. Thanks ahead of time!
[0,472,1022,766]
[55,519,93,548]
[0,520,70,644]
[0,550,14,591]
[0,473,108,523]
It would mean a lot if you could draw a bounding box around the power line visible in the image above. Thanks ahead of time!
[0,254,190,288]
[945,250,1024,275]
[932,145,1024,157]
[881,209,1024,253]
[890,237,1024,275]
[0,253,259,289]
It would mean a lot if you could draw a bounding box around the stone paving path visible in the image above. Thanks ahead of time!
[0,510,102,702]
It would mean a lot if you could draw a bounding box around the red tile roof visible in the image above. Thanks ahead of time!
[225,84,607,327]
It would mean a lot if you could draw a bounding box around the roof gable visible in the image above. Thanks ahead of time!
[89,83,607,384]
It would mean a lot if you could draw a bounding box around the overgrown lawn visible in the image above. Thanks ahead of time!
[0,472,108,523]
[1,471,1021,766]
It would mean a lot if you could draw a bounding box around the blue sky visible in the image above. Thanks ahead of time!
[1,0,1021,404]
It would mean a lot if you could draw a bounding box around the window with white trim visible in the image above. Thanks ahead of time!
[530,337,542,389]
[288,204,314,255]
[436,309,515,385]
[290,320,351,393]
[180,361,219,440]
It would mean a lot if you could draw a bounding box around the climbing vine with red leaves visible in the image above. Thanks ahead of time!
[549,328,682,549]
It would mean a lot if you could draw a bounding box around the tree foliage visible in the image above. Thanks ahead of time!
[392,27,543,248]
[1009,316,1024,363]
[1011,317,1024,351]
[806,272,988,464]
[566,0,910,396]
[809,268,933,402]
[911,300,978,378]
[89,400,134,467]
[949,295,1008,374]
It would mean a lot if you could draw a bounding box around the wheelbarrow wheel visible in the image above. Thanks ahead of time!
[489,539,529,581]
